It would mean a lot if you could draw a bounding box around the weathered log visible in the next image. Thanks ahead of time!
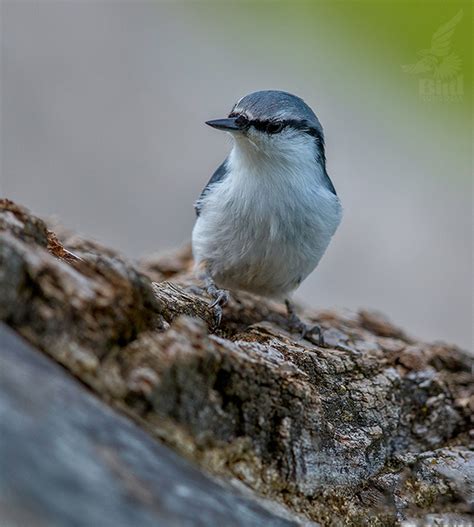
[0,199,472,526]
[0,323,310,527]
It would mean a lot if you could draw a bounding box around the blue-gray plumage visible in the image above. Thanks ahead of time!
[192,90,343,344]
[194,159,228,217]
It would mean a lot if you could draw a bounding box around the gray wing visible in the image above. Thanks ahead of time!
[194,159,229,216]
[322,169,337,196]
[314,132,337,196]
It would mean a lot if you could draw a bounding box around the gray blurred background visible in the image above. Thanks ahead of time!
[1,1,472,349]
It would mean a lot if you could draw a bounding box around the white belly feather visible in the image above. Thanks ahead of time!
[192,148,342,298]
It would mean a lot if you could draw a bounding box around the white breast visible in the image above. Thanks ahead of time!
[192,140,342,299]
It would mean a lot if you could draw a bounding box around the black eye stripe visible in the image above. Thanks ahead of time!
[253,120,276,132]
[228,113,321,137]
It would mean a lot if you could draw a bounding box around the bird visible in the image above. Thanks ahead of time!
[192,90,342,345]
[402,10,463,81]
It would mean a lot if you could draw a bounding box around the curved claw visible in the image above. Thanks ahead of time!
[285,299,325,346]
[205,285,229,328]
[302,324,325,346]
[211,304,223,328]
[209,290,229,309]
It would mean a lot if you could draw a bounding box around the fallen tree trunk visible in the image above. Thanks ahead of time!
[0,199,472,526]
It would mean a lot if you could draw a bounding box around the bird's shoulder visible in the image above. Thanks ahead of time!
[194,159,229,216]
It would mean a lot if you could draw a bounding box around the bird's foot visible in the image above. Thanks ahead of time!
[205,278,229,328]
[285,299,325,346]
[207,288,229,327]
[185,281,229,328]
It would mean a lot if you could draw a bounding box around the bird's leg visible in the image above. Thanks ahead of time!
[204,271,229,328]
[285,299,325,346]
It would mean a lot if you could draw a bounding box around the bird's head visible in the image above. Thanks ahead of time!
[206,90,325,163]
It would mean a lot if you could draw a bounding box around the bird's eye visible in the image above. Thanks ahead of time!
[266,121,284,134]
[235,114,249,128]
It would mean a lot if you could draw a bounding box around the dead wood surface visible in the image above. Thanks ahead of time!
[0,199,472,526]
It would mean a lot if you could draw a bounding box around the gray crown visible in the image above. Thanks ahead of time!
[232,90,322,132]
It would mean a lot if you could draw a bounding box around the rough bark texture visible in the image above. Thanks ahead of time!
[0,323,311,527]
[0,199,472,526]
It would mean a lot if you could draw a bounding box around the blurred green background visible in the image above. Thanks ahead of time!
[1,0,472,348]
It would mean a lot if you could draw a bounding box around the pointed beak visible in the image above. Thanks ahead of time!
[205,117,241,131]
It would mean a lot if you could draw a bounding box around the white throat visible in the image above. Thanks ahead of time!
[227,134,327,194]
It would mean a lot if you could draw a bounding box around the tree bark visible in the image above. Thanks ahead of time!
[0,199,472,526]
